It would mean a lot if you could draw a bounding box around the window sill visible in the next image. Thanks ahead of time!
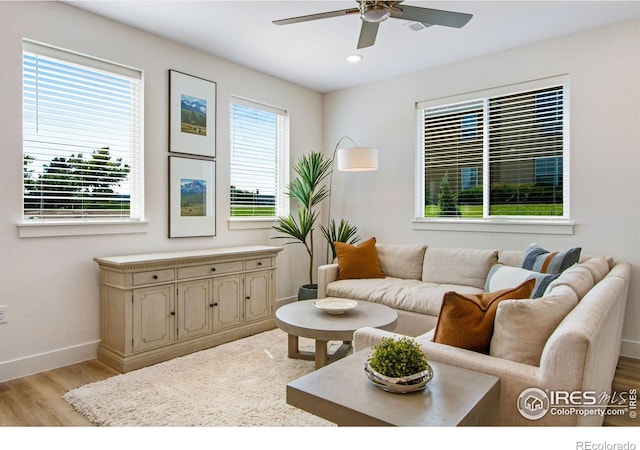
[228,217,278,230]
[412,218,574,235]
[18,220,149,238]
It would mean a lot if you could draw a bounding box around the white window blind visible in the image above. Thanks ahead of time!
[22,41,143,221]
[229,97,288,218]
[417,79,568,221]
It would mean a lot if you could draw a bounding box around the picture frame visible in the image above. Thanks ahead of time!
[169,155,216,238]
[169,70,216,158]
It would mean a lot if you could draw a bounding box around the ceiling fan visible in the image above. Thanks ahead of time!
[273,1,473,49]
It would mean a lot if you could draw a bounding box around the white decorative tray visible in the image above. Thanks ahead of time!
[313,298,359,315]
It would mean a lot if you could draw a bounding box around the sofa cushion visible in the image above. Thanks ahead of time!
[490,285,579,366]
[376,244,427,280]
[521,243,581,274]
[543,263,595,299]
[422,247,498,289]
[497,250,524,268]
[326,277,483,316]
[485,264,557,298]
[432,278,535,354]
[580,257,611,285]
[334,237,385,280]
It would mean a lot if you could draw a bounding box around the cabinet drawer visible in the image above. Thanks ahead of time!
[245,258,272,270]
[133,269,175,286]
[178,261,244,279]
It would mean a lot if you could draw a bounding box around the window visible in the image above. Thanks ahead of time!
[416,77,568,222]
[229,97,288,219]
[22,42,143,223]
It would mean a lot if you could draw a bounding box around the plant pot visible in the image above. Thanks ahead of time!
[364,361,433,394]
[298,284,318,301]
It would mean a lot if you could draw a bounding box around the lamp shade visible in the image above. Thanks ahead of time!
[337,147,378,171]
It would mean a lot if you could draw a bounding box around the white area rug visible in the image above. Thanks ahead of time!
[63,329,336,426]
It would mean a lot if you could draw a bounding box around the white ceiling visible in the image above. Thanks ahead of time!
[66,1,640,93]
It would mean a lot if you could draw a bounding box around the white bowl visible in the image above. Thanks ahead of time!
[313,298,359,314]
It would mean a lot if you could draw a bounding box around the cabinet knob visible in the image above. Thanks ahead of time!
[153,275,158,279]
[257,262,262,266]
[170,311,176,316]
[211,302,218,307]
[211,267,216,272]
[246,296,251,300]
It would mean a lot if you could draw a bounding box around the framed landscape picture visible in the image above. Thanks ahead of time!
[169,155,216,238]
[169,70,216,158]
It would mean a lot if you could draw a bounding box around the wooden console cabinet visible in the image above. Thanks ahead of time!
[94,245,282,372]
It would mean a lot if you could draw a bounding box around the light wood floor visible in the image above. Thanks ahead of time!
[1,356,638,426]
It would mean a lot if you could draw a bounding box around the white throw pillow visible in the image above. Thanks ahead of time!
[485,264,557,298]
[490,285,579,366]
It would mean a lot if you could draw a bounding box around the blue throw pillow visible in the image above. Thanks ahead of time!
[521,243,581,274]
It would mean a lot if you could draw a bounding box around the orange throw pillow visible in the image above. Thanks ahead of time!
[334,237,385,280]
[432,278,535,354]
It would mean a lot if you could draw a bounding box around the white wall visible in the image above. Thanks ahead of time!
[323,19,640,358]
[0,2,323,381]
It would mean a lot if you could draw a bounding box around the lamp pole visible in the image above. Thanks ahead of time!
[325,136,358,264]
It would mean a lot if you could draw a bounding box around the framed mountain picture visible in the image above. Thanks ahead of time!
[169,70,216,158]
[169,155,216,238]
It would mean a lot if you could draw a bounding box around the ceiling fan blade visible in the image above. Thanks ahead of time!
[273,8,359,25]
[357,21,380,49]
[392,5,472,28]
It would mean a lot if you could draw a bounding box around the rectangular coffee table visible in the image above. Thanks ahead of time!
[287,348,500,426]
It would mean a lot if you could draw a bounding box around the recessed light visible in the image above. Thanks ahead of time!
[347,54,363,63]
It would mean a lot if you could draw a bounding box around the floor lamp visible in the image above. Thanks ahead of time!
[325,136,378,263]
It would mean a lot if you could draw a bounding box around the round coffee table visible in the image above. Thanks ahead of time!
[275,298,398,369]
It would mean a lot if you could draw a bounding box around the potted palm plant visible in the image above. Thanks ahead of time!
[273,151,359,300]
[320,218,360,262]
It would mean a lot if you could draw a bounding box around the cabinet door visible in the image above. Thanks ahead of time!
[245,270,272,322]
[212,274,243,331]
[133,285,175,352]
[177,279,213,341]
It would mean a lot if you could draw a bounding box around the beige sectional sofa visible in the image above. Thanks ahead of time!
[317,243,631,426]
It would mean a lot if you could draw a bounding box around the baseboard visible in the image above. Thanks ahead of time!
[620,338,640,360]
[0,340,100,383]
[1,297,299,383]
[276,295,297,309]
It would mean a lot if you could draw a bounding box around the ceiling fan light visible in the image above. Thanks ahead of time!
[361,5,390,23]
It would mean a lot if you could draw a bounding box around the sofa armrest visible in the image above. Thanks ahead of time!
[317,263,338,299]
[353,327,405,352]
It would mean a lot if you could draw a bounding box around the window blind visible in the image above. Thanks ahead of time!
[422,100,484,217]
[22,42,143,221]
[418,81,567,220]
[488,86,564,215]
[230,98,288,217]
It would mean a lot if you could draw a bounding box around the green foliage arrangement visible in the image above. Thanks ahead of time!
[272,151,332,287]
[273,151,361,287]
[320,218,360,262]
[368,337,429,378]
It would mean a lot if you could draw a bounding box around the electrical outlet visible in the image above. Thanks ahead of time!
[0,305,7,324]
